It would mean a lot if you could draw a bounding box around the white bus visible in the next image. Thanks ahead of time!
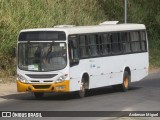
[17,22,149,98]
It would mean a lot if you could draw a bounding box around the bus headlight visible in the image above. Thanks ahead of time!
[55,74,68,83]
[17,74,28,83]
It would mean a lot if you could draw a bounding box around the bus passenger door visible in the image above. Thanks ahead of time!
[68,35,81,91]
[68,36,79,66]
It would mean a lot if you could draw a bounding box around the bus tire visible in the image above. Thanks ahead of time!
[34,92,44,99]
[76,78,86,98]
[120,71,130,92]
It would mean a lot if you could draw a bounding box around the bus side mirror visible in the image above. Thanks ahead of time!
[12,47,16,57]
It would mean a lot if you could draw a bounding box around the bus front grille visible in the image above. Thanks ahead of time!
[32,85,51,89]
[26,74,57,79]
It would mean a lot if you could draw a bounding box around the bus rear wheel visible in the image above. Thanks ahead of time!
[34,92,44,99]
[120,71,130,92]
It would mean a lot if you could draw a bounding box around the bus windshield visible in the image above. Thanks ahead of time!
[18,42,67,72]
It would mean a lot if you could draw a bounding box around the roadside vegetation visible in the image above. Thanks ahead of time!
[0,0,160,80]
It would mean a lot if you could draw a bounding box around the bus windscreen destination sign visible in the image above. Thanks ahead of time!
[18,31,66,41]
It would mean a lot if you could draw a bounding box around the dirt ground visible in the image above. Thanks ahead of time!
[0,83,17,96]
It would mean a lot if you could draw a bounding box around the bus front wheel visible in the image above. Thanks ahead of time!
[76,78,86,98]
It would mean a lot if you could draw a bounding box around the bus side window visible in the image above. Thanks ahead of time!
[69,36,79,66]
[79,35,89,58]
[88,34,98,56]
[140,31,147,51]
[111,33,121,54]
[98,34,103,55]
[121,32,131,53]
[130,31,141,52]
[101,33,111,55]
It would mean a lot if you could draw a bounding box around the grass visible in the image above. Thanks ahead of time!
[0,0,160,80]
[0,0,107,78]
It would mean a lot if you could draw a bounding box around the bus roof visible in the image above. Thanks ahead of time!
[20,24,146,35]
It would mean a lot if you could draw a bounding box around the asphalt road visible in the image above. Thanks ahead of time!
[0,72,160,120]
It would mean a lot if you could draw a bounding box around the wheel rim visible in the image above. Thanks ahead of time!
[124,77,129,89]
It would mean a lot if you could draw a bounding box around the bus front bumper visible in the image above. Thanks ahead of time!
[17,80,69,93]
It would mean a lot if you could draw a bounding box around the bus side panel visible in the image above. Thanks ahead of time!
[87,58,109,88]
[101,56,124,86]
[69,52,148,91]
[105,52,149,85]
[129,52,149,82]
[69,65,83,91]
